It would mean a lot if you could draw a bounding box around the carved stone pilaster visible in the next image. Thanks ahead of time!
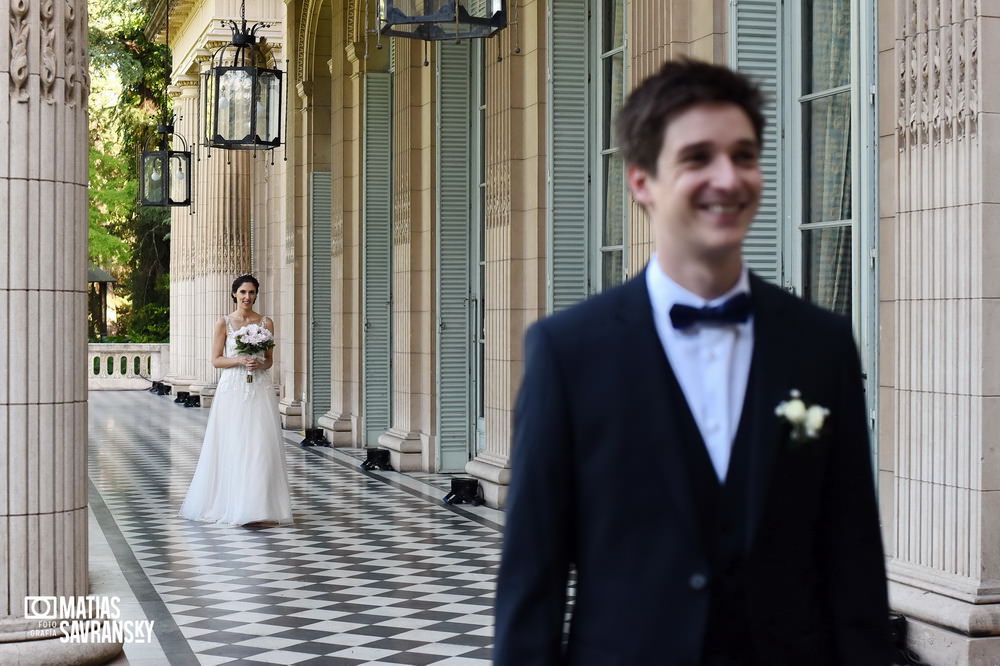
[888,1,1000,663]
[0,0,120,660]
[39,0,56,102]
[896,0,978,148]
[9,0,30,102]
[64,0,78,105]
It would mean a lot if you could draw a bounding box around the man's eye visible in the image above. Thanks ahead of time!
[684,152,709,164]
[734,151,759,165]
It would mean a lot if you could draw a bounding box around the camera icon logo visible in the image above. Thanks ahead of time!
[24,596,58,620]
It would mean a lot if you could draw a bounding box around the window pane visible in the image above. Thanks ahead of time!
[602,250,624,289]
[602,51,625,150]
[804,91,851,224]
[603,0,625,52]
[804,226,852,316]
[603,154,625,246]
[803,0,850,93]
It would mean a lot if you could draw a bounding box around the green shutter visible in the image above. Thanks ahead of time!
[731,0,782,284]
[310,171,333,426]
[547,0,590,311]
[436,41,474,473]
[363,73,393,446]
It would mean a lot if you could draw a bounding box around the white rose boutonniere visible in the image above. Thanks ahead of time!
[775,389,830,443]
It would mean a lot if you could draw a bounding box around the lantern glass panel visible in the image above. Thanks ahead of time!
[218,69,253,142]
[168,153,189,203]
[202,71,215,145]
[256,70,280,143]
[143,154,166,205]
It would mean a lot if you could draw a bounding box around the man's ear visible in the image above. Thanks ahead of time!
[626,163,654,209]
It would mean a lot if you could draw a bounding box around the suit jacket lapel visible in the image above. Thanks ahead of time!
[617,270,700,544]
[742,273,792,551]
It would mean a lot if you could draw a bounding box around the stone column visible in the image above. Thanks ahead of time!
[465,0,547,507]
[163,76,200,393]
[376,39,427,472]
[187,57,253,405]
[884,2,1000,663]
[318,0,358,446]
[0,0,120,660]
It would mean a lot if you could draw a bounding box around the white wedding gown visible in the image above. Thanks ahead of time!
[180,315,293,526]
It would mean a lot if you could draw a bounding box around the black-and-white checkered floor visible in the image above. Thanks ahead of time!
[89,390,501,665]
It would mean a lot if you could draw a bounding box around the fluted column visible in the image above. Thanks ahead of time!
[188,143,252,404]
[0,0,119,660]
[884,2,1000,663]
[376,39,426,471]
[164,76,200,392]
[318,0,357,445]
[464,0,546,507]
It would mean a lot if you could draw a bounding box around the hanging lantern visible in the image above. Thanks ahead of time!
[202,0,283,152]
[378,0,507,41]
[138,2,192,207]
[140,124,192,207]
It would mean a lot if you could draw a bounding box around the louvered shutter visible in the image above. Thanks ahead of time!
[546,0,590,311]
[310,171,333,426]
[362,73,393,447]
[730,0,782,284]
[436,42,473,472]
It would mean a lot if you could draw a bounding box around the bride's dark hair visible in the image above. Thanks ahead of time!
[231,274,260,303]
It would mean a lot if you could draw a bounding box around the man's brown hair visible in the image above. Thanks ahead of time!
[616,59,765,175]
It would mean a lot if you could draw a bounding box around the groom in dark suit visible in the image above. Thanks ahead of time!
[493,60,890,666]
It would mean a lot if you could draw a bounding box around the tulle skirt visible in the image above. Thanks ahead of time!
[180,367,293,526]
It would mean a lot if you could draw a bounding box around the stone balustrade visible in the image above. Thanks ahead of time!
[88,344,170,390]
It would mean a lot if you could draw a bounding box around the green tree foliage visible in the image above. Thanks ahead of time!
[89,0,171,342]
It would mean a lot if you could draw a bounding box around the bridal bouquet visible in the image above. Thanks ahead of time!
[233,324,275,383]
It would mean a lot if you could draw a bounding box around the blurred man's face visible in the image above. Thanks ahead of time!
[627,102,762,267]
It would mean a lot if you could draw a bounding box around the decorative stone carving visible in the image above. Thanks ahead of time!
[332,215,344,257]
[392,195,410,246]
[347,0,359,44]
[297,0,313,85]
[40,0,56,102]
[332,182,344,257]
[486,161,510,229]
[9,0,30,102]
[297,79,313,105]
[298,0,341,85]
[65,0,79,105]
[897,0,978,146]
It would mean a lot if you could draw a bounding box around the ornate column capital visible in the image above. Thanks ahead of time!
[169,76,201,99]
[297,80,313,106]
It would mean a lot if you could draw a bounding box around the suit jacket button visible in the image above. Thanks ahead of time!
[689,573,708,590]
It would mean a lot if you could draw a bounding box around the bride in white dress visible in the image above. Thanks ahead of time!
[180,275,293,527]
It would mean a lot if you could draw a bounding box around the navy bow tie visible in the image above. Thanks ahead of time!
[669,292,752,330]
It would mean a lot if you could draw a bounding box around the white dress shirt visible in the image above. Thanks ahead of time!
[645,257,754,481]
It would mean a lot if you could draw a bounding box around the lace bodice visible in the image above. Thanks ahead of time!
[219,315,273,395]
[224,314,272,358]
